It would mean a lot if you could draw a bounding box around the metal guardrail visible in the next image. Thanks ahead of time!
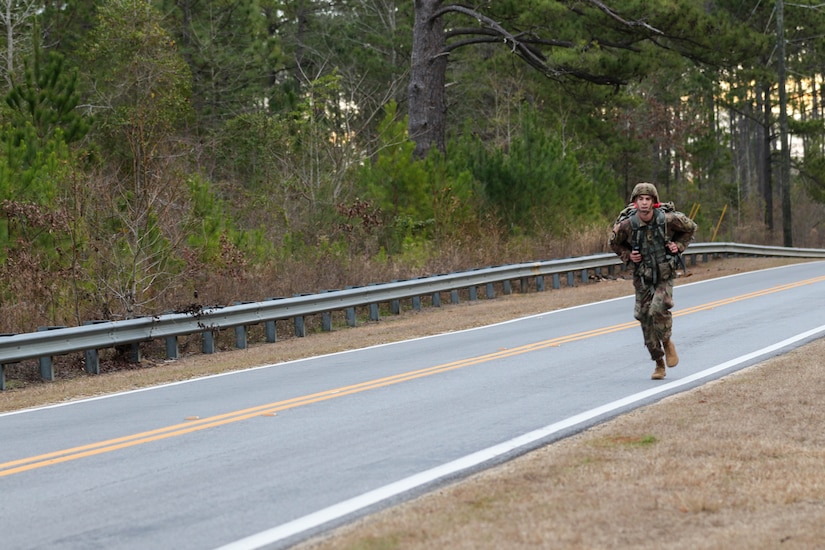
[2,242,825,388]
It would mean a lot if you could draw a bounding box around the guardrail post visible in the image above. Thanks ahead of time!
[432,291,441,307]
[537,275,545,292]
[201,306,223,354]
[580,269,588,284]
[294,316,306,337]
[387,281,401,314]
[37,332,53,380]
[293,293,309,336]
[367,284,381,321]
[233,301,254,349]
[344,287,358,326]
[0,333,13,390]
[567,271,575,287]
[235,325,247,349]
[265,319,278,342]
[520,277,528,293]
[503,280,512,295]
[469,286,478,301]
[165,335,179,360]
[412,296,421,311]
[202,330,216,354]
[450,289,459,304]
[485,282,495,299]
[83,321,109,374]
[37,326,66,381]
[128,343,141,363]
[552,273,561,289]
[157,313,179,360]
[265,297,284,341]
[83,346,99,374]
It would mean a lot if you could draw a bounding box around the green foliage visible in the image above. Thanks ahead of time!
[357,104,433,252]
[360,102,430,220]
[357,101,480,254]
[287,0,414,142]
[0,123,72,206]
[1,37,88,208]
[186,175,271,266]
[82,0,192,173]
[798,146,825,205]
[215,71,364,254]
[6,42,89,149]
[456,107,613,236]
[157,0,283,130]
[39,1,99,58]
[215,112,284,190]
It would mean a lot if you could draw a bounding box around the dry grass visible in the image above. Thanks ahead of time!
[3,257,824,550]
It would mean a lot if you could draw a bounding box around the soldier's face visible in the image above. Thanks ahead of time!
[636,194,654,209]
[635,194,655,218]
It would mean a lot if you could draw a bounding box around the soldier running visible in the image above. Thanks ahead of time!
[609,182,698,380]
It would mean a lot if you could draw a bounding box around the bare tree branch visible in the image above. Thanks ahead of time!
[584,0,662,34]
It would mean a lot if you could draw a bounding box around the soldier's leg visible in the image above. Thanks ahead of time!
[651,279,678,366]
[634,283,663,361]
[640,317,664,361]
[649,279,673,338]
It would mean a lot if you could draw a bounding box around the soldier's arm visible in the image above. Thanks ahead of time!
[609,220,634,264]
[668,213,698,253]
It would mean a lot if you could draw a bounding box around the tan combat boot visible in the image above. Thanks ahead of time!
[651,358,666,380]
[663,339,679,368]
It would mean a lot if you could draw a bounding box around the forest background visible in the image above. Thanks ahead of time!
[2,0,825,336]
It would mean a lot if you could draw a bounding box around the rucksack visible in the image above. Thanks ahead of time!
[614,201,676,250]
[614,201,675,227]
[614,201,686,276]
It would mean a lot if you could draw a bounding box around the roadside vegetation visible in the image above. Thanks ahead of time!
[2,2,825,345]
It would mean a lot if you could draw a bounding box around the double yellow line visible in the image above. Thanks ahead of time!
[674,276,825,316]
[3,274,824,478]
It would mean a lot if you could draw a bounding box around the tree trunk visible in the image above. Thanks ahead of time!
[775,0,793,247]
[408,0,447,159]
[761,84,774,232]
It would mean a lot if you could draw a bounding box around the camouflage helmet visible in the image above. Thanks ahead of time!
[631,182,659,203]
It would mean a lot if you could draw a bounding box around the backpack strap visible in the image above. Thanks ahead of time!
[654,208,667,242]
[630,212,641,250]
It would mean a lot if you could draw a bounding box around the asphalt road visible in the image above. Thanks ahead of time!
[2,261,824,550]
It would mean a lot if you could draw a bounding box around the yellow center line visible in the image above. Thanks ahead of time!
[674,276,825,316]
[2,274,824,478]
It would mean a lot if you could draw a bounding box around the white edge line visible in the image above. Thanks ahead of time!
[3,260,821,418]
[214,324,825,550]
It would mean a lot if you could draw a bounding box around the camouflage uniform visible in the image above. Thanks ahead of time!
[608,183,697,365]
